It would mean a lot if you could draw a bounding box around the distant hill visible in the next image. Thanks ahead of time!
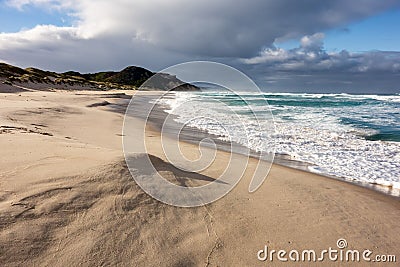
[0,63,199,91]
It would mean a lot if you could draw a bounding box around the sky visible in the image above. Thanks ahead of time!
[0,0,399,93]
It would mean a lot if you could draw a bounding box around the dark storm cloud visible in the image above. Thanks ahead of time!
[1,0,400,92]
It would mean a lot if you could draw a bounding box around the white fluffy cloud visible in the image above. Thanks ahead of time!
[241,32,400,92]
[243,33,400,73]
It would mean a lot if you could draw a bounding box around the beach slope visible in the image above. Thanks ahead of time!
[0,90,399,266]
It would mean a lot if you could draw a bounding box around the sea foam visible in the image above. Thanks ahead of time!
[158,91,400,195]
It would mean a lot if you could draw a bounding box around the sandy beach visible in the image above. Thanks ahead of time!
[0,88,399,266]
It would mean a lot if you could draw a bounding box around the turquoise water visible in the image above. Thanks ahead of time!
[201,92,400,142]
[161,92,400,194]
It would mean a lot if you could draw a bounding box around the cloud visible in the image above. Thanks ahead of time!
[242,32,400,73]
[1,0,400,92]
[0,24,184,72]
[240,33,400,93]
[300,32,325,51]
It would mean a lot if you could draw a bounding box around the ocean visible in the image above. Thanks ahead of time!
[158,91,400,196]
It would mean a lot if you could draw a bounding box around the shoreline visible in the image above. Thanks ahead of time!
[1,89,399,266]
[124,90,400,199]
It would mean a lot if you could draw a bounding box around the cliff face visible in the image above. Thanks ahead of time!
[0,63,200,91]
